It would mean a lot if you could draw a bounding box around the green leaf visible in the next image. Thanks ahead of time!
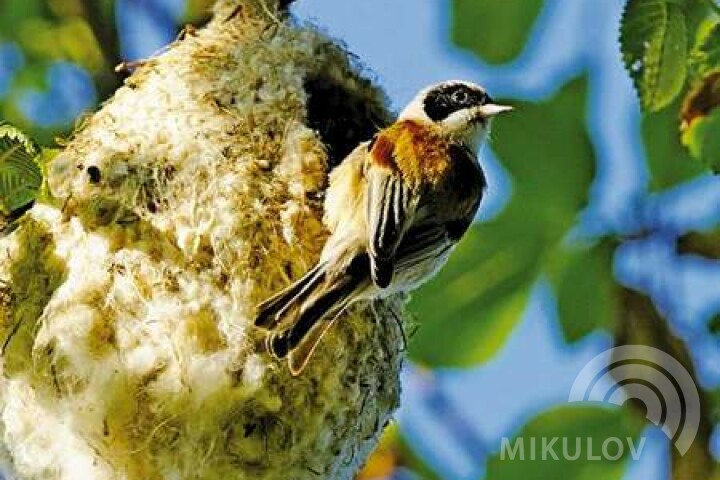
[0,123,42,215]
[682,107,720,171]
[359,424,443,480]
[0,123,38,155]
[549,243,618,343]
[492,77,596,229]
[0,0,44,38]
[15,17,104,72]
[408,224,538,367]
[643,99,705,189]
[408,77,597,367]
[486,405,645,480]
[689,20,720,79]
[395,428,443,480]
[452,0,545,64]
[680,70,720,133]
[620,0,689,112]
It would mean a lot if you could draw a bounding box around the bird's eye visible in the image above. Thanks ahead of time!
[451,90,470,104]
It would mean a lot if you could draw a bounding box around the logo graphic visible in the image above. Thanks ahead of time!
[568,345,700,455]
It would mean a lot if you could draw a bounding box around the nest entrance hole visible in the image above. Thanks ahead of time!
[304,75,389,168]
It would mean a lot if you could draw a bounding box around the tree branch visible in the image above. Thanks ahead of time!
[615,288,718,480]
[78,0,124,100]
[676,230,720,259]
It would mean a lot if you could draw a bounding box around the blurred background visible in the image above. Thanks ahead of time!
[1,0,719,479]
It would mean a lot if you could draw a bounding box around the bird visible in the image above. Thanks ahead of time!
[255,80,512,375]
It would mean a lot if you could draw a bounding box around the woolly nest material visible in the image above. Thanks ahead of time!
[0,1,408,478]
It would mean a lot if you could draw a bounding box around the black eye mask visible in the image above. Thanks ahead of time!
[423,84,491,122]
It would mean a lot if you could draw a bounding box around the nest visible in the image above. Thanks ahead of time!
[0,1,406,479]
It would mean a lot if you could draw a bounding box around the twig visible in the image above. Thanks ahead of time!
[676,230,720,259]
[415,371,491,464]
[114,60,148,74]
[77,0,124,99]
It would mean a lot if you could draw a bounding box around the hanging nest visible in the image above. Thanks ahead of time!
[0,1,407,479]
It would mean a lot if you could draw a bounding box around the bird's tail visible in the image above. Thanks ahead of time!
[254,256,367,375]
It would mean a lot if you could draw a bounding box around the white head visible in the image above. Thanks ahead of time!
[398,80,512,152]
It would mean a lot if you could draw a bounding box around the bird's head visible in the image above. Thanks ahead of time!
[398,80,512,152]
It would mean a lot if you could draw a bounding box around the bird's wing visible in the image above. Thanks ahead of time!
[394,224,452,270]
[394,219,471,272]
[366,133,419,288]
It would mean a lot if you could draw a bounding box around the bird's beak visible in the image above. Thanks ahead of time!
[478,103,514,118]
